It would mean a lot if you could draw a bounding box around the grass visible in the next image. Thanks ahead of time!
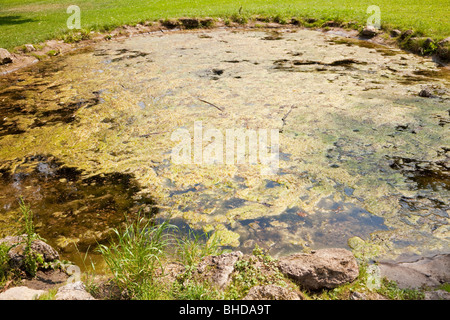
[0,0,449,50]
[97,213,175,300]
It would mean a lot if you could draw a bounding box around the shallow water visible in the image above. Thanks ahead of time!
[0,28,449,266]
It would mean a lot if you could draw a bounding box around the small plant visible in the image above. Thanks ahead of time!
[224,245,287,299]
[46,49,59,57]
[18,198,44,277]
[62,29,91,43]
[37,288,58,300]
[97,212,175,299]
[0,243,11,285]
[172,277,221,300]
[175,231,225,268]
[230,13,248,25]
[377,278,425,300]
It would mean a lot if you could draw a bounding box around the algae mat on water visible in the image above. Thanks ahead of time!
[0,28,449,261]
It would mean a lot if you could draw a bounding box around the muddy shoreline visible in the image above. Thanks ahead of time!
[1,18,449,76]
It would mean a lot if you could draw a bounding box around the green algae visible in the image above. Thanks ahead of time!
[0,28,448,262]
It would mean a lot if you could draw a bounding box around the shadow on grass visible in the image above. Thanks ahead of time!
[0,15,36,26]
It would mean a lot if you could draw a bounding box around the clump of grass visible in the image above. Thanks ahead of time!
[37,288,58,300]
[376,278,425,300]
[97,213,174,300]
[0,243,11,286]
[46,49,59,57]
[61,29,92,43]
[175,231,225,268]
[18,198,44,277]
[224,244,288,300]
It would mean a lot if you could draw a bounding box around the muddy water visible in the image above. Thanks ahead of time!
[0,28,449,266]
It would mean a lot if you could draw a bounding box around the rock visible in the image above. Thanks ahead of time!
[243,285,305,300]
[390,29,402,37]
[24,44,36,52]
[419,88,433,98]
[400,30,414,40]
[0,48,13,65]
[305,18,318,24]
[278,248,359,290]
[322,21,340,28]
[437,37,450,61]
[360,26,378,38]
[55,281,95,300]
[378,254,450,289]
[0,235,59,269]
[349,291,367,300]
[424,290,450,300]
[196,251,243,289]
[178,18,201,29]
[0,286,45,300]
[439,37,450,46]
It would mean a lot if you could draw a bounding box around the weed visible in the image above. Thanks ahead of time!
[175,231,226,268]
[376,278,425,300]
[18,198,44,277]
[97,212,175,299]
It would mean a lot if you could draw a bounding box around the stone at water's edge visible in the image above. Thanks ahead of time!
[196,251,243,289]
[360,26,378,38]
[55,281,96,300]
[378,254,450,289]
[243,284,305,300]
[0,235,60,269]
[278,248,359,290]
[0,286,45,300]
[0,48,13,65]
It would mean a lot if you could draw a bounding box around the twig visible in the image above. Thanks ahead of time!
[198,98,225,112]
[280,105,297,133]
[139,131,169,138]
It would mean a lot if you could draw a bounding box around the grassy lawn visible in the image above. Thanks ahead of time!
[0,0,449,50]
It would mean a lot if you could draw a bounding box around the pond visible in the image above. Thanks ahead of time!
[0,28,448,268]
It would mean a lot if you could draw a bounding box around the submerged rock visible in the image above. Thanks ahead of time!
[278,248,359,290]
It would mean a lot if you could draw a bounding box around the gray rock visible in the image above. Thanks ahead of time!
[390,29,402,37]
[437,37,450,61]
[360,26,378,38]
[196,251,243,289]
[349,291,367,300]
[0,286,45,300]
[243,284,305,300]
[24,44,36,52]
[278,248,359,290]
[0,235,59,269]
[438,37,450,46]
[424,290,450,300]
[400,30,414,40]
[0,48,13,65]
[55,281,95,300]
[419,88,433,98]
[378,254,450,289]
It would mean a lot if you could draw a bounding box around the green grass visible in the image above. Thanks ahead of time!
[0,0,449,50]
[97,213,175,300]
